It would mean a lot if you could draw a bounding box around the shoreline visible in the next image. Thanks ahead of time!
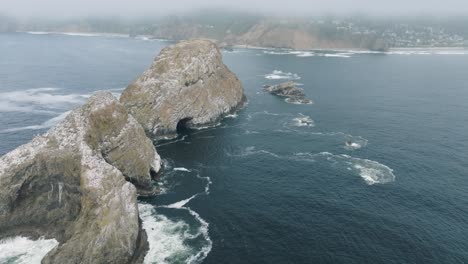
[11,31,467,52]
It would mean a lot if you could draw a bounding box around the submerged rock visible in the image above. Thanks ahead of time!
[263,81,312,104]
[0,92,160,263]
[120,39,245,139]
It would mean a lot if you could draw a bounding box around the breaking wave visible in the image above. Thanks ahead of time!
[0,236,58,264]
[139,203,212,264]
[139,165,213,264]
[264,70,301,80]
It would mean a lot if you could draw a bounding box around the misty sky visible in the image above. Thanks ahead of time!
[2,0,468,18]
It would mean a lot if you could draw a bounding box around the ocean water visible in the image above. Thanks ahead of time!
[1,32,468,263]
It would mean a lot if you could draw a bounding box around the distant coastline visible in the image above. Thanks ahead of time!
[12,31,468,53]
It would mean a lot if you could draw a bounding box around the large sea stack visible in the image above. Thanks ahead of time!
[120,39,245,139]
[0,92,160,263]
[0,39,245,263]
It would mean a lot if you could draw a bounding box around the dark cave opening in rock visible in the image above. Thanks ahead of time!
[176,117,193,134]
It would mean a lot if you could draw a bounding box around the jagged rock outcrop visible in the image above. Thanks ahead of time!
[0,91,160,263]
[263,81,312,104]
[120,39,245,139]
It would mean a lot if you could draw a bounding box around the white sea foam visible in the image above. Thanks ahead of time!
[275,129,368,150]
[226,146,281,158]
[291,114,315,127]
[0,236,58,264]
[139,169,213,263]
[295,152,395,185]
[263,50,294,55]
[225,113,238,118]
[0,87,123,132]
[173,167,192,172]
[1,111,71,133]
[192,122,222,131]
[263,50,355,58]
[23,31,128,38]
[0,88,87,113]
[296,52,316,57]
[184,208,212,264]
[139,204,197,264]
[23,31,50,35]
[344,142,362,150]
[321,53,352,58]
[386,49,468,56]
[166,195,198,209]
[264,70,301,80]
[156,135,188,147]
[343,135,368,150]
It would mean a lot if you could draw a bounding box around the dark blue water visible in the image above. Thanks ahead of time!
[1,32,468,264]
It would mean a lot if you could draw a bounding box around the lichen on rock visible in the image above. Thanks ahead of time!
[120,39,246,139]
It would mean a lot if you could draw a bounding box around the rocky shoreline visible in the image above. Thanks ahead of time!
[0,39,245,263]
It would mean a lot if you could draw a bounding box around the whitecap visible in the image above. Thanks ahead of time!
[264,70,301,80]
[0,236,58,264]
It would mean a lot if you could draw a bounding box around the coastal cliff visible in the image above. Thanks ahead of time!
[121,39,245,139]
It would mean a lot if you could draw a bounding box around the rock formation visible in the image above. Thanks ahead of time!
[263,81,312,104]
[120,39,245,139]
[0,39,245,263]
[0,92,160,263]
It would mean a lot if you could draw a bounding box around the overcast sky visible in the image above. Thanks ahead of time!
[2,0,468,18]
